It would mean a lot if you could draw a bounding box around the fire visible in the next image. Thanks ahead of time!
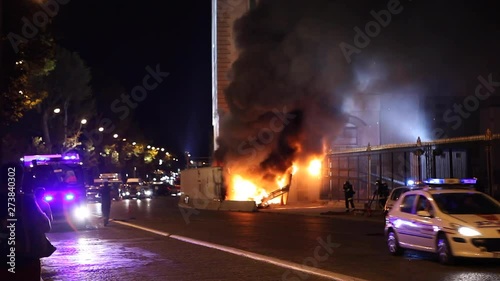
[230,175,267,202]
[227,159,322,205]
[307,158,322,176]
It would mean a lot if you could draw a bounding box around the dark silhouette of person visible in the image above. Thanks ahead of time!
[34,187,53,223]
[100,182,112,226]
[1,163,52,281]
[376,180,389,208]
[343,180,355,212]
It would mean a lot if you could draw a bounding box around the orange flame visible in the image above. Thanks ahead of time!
[226,158,322,205]
[307,158,322,176]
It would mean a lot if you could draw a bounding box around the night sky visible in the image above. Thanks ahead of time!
[45,0,500,161]
[51,1,213,158]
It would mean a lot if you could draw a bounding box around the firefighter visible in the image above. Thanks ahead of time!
[376,180,389,208]
[343,180,355,212]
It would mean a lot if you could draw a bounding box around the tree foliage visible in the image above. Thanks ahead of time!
[38,45,94,152]
[1,34,55,126]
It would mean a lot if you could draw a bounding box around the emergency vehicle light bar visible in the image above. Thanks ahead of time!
[23,153,81,167]
[424,178,477,185]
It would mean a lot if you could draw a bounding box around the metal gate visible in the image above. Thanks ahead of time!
[321,130,500,203]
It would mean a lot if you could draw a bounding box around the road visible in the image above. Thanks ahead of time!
[41,197,500,281]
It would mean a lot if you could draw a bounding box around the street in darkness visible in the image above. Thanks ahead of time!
[42,197,500,281]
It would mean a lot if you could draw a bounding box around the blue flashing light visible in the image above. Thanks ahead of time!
[44,195,54,202]
[407,180,415,186]
[460,178,477,184]
[424,178,477,185]
[65,193,75,200]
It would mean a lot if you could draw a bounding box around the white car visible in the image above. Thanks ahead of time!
[385,181,500,264]
[384,181,428,216]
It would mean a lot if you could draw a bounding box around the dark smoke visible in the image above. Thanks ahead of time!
[215,0,500,184]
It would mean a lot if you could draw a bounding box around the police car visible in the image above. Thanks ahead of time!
[385,178,500,264]
[383,180,428,216]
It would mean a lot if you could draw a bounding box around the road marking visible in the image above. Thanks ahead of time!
[112,220,171,237]
[112,220,368,281]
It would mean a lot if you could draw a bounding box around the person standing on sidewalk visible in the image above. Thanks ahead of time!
[343,180,355,212]
[100,181,112,226]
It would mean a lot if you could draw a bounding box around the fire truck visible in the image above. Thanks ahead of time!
[23,153,90,229]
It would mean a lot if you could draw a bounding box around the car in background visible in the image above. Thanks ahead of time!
[151,182,181,197]
[122,184,140,199]
[86,185,101,202]
[384,178,499,264]
[383,180,428,216]
[140,185,154,199]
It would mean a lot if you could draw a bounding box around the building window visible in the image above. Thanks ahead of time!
[334,124,358,146]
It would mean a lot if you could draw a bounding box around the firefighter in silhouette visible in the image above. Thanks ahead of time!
[376,180,389,208]
[100,181,112,226]
[343,180,355,212]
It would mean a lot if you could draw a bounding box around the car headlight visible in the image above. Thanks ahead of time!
[458,227,481,237]
[145,190,152,196]
[74,206,90,220]
[451,223,481,237]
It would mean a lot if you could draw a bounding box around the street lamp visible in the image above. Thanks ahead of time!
[53,108,61,114]
[113,134,118,139]
[98,127,104,132]
[80,119,87,125]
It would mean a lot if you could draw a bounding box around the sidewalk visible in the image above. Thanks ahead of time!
[258,200,385,223]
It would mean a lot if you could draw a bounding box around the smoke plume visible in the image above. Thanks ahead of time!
[214,0,500,186]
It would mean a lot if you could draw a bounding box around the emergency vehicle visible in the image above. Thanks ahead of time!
[23,153,90,229]
[385,178,500,264]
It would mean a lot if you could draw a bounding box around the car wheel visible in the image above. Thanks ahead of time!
[387,230,404,256]
[437,234,454,265]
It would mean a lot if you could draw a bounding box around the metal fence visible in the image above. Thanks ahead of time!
[321,130,500,204]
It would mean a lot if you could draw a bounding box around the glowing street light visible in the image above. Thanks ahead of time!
[113,134,118,139]
[147,145,151,149]
[122,138,127,142]
[161,148,165,151]
[132,142,137,145]
[80,119,87,125]
[98,127,104,132]
[53,108,61,114]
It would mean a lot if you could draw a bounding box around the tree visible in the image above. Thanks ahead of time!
[38,46,94,153]
[0,0,56,163]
